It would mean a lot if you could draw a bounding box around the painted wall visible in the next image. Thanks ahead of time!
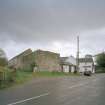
[79,62,95,73]
[62,65,76,73]
[71,66,75,73]
[62,65,69,73]
[66,56,76,65]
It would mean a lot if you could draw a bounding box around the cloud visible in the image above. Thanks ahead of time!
[0,0,105,59]
[80,27,105,55]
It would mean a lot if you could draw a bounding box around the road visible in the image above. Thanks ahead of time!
[0,74,105,105]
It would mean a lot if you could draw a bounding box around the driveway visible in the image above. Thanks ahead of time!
[0,74,105,105]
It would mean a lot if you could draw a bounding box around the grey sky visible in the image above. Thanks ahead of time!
[0,0,105,59]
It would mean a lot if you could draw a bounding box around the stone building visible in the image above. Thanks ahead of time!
[8,49,61,72]
[34,50,61,72]
[22,52,35,71]
[8,49,33,70]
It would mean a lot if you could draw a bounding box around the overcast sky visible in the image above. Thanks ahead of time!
[0,0,105,59]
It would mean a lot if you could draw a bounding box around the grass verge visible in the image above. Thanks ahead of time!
[0,71,80,89]
[33,71,80,77]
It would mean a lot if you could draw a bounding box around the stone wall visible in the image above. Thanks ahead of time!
[22,52,35,71]
[9,49,61,72]
[34,50,61,72]
[8,49,33,70]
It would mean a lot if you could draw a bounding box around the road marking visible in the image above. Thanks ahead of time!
[7,92,50,105]
[68,79,98,89]
[7,78,100,105]
[68,83,88,89]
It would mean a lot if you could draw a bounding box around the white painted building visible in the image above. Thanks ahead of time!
[60,56,76,73]
[79,57,95,73]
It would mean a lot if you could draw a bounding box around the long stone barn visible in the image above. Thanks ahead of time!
[8,49,61,72]
[8,49,33,71]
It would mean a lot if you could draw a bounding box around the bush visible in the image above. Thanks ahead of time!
[95,66,105,73]
[0,49,8,67]
[0,67,15,88]
[96,53,105,67]
[0,58,8,66]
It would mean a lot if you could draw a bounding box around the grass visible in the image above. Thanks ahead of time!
[14,71,80,85]
[95,66,105,73]
[14,71,34,84]
[33,71,80,77]
[0,66,13,89]
[0,70,80,89]
[0,71,34,89]
[95,70,105,73]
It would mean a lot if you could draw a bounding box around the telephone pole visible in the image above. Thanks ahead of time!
[76,36,79,73]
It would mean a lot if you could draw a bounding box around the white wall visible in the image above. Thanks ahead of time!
[79,62,94,73]
[71,66,75,73]
[63,65,69,73]
[66,56,76,65]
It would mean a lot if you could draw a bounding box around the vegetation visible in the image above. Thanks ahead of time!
[33,71,80,77]
[0,49,10,88]
[0,49,8,66]
[96,53,105,73]
[96,53,105,67]
[0,58,8,66]
[0,48,80,89]
[14,71,33,84]
[0,70,80,89]
[0,70,33,89]
[95,66,105,73]
[0,67,14,88]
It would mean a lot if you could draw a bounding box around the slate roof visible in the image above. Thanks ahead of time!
[60,57,74,65]
[79,58,93,63]
[9,49,32,61]
[60,57,68,62]
[35,49,60,55]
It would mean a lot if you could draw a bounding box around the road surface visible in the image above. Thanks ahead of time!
[0,74,105,105]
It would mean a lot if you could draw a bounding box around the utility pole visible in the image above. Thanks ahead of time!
[76,36,79,73]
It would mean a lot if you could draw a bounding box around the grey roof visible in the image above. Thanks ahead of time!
[9,49,32,61]
[60,57,73,65]
[79,58,93,63]
[60,57,68,62]
[35,49,60,55]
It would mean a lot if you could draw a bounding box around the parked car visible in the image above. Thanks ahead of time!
[84,70,92,76]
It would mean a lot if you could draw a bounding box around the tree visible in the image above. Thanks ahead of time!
[96,52,105,67]
[0,49,8,66]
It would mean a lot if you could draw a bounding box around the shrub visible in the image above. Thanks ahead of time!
[95,66,105,73]
[0,67,15,88]
[0,49,8,67]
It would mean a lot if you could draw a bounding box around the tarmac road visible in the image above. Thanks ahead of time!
[0,74,105,105]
